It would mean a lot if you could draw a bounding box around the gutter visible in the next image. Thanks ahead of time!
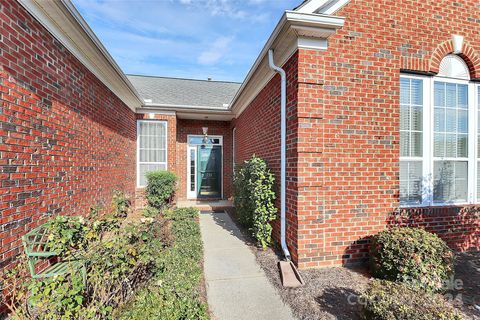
[267,49,290,261]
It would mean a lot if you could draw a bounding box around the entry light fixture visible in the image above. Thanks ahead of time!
[202,127,209,144]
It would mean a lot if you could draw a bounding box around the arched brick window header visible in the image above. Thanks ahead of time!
[429,39,480,80]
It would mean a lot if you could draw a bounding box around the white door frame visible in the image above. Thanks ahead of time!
[186,135,223,199]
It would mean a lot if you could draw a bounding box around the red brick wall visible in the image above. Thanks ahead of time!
[295,0,480,268]
[0,1,136,268]
[233,52,299,262]
[388,206,479,252]
[176,119,233,200]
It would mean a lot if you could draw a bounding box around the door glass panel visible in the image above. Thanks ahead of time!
[188,137,221,145]
[197,146,221,198]
[190,148,195,192]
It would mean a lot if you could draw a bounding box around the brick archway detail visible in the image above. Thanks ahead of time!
[429,39,480,80]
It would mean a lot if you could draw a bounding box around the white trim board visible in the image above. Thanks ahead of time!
[18,0,142,111]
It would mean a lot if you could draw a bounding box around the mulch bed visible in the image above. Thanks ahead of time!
[451,251,480,319]
[225,208,480,319]
[253,245,370,320]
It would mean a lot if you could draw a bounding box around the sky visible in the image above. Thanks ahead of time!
[73,0,301,83]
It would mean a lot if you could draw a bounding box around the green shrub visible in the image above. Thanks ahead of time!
[233,155,277,248]
[118,207,209,319]
[4,218,165,320]
[361,280,461,320]
[82,221,164,318]
[145,171,178,208]
[141,206,159,218]
[111,190,131,218]
[44,216,90,255]
[369,227,454,292]
[28,270,86,320]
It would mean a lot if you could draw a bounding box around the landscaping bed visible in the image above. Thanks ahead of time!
[254,245,370,320]
[117,207,209,319]
[226,209,479,320]
[451,251,480,319]
[226,208,369,320]
[2,171,209,320]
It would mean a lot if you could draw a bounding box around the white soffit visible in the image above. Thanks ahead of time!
[18,0,142,111]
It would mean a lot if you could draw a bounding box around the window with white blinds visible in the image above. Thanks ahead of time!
[433,82,468,202]
[478,88,480,200]
[400,78,423,204]
[137,121,167,187]
[400,55,479,206]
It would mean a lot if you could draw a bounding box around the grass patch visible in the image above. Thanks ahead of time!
[117,207,209,319]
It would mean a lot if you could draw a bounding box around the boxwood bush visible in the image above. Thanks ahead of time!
[369,227,454,292]
[361,280,461,320]
[233,155,277,248]
[145,170,178,208]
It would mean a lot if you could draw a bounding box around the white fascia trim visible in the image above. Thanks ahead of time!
[295,0,331,13]
[296,0,349,14]
[18,0,143,111]
[318,0,350,14]
[60,1,142,104]
[229,11,344,116]
[285,11,345,28]
[142,103,232,112]
[139,106,235,120]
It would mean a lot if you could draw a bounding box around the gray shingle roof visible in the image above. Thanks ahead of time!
[127,75,241,110]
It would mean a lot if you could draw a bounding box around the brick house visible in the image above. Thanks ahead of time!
[1,0,479,270]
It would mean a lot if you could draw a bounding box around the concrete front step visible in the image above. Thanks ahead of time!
[176,199,233,211]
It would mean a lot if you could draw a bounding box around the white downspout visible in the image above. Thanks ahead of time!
[268,49,291,261]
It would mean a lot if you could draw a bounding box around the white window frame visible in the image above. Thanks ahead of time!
[232,127,236,173]
[137,120,168,188]
[400,74,479,207]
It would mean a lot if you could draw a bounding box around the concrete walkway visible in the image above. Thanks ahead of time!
[199,211,294,320]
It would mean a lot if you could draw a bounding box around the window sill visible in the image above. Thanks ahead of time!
[399,202,480,209]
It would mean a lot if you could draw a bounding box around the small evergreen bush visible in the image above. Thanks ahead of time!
[361,280,461,320]
[233,155,277,248]
[145,170,178,208]
[369,227,454,292]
